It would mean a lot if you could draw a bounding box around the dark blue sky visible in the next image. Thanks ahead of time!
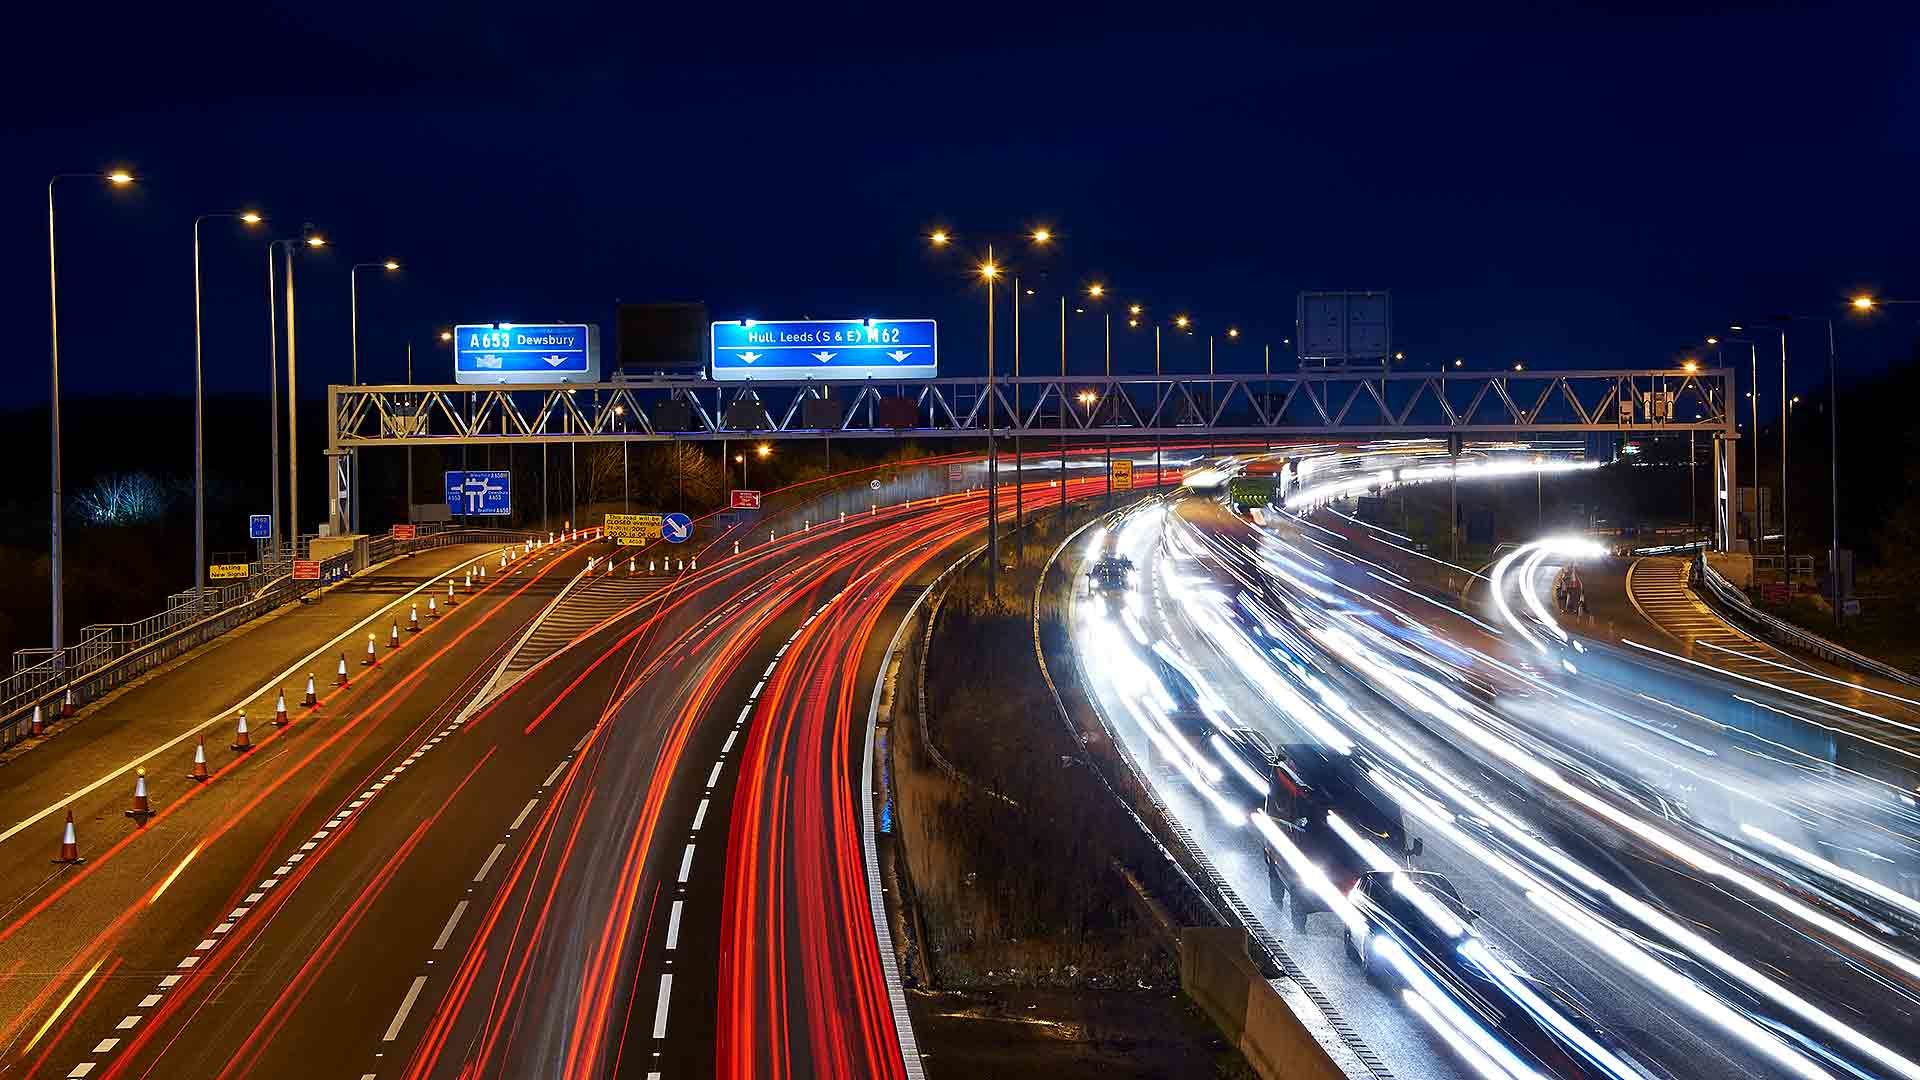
[7,5,1918,402]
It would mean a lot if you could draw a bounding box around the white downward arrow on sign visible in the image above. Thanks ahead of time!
[737,352,762,363]
[886,350,912,362]
[542,355,569,367]
[811,351,836,363]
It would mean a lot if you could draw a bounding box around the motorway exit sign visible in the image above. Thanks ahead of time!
[731,489,762,510]
[445,470,513,516]
[453,323,601,385]
[711,319,936,382]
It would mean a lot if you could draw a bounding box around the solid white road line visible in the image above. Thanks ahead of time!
[383,975,429,1041]
[0,553,483,848]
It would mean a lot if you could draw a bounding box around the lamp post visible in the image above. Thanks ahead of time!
[47,169,135,659]
[192,211,265,596]
[348,260,398,534]
[285,231,327,551]
[1772,312,1847,621]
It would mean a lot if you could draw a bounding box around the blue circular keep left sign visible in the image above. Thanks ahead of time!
[662,512,693,544]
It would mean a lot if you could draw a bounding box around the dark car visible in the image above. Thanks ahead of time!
[1261,746,1419,931]
[1346,870,1663,1080]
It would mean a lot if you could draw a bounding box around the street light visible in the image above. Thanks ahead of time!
[929,230,950,246]
[283,229,328,550]
[192,210,266,597]
[346,259,401,533]
[439,328,453,342]
[47,168,136,660]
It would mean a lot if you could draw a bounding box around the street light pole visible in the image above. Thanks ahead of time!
[266,244,282,557]
[47,170,134,658]
[1059,294,1067,513]
[192,212,263,597]
[1012,275,1021,541]
[985,247,998,595]
[348,260,397,534]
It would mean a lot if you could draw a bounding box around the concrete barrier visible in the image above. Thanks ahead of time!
[1181,927,1346,1080]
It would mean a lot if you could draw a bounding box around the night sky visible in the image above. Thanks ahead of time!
[6,6,1918,404]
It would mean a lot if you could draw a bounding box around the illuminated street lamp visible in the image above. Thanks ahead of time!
[192,209,266,595]
[47,168,136,659]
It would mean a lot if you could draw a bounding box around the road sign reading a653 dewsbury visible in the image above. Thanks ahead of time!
[710,319,936,382]
[454,323,601,385]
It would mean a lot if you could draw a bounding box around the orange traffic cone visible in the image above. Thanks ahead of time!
[628,557,636,574]
[126,768,154,821]
[387,623,400,649]
[408,605,420,633]
[463,572,473,591]
[53,809,81,864]
[447,580,457,606]
[30,703,44,736]
[305,673,319,706]
[60,688,76,717]
[187,736,210,781]
[478,563,487,579]
[363,634,377,666]
[231,711,252,752]
[273,690,290,727]
[427,595,439,619]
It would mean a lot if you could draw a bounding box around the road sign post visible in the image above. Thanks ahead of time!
[444,470,513,517]
[711,319,937,382]
[453,323,600,385]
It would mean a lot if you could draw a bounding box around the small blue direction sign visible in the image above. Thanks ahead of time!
[453,324,601,385]
[711,319,937,382]
[248,514,272,540]
[445,470,513,516]
[661,512,693,544]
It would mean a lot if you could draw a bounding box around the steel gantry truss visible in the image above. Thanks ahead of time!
[326,367,1739,549]
[330,368,1733,447]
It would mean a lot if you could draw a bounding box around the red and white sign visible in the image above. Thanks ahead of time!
[292,559,321,581]
[731,489,762,510]
[391,524,417,540]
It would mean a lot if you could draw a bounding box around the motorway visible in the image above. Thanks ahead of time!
[1068,453,1920,1080]
[0,458,1159,1080]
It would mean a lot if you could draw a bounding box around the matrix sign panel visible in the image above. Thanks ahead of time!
[711,319,937,382]
[445,471,513,516]
[454,323,600,384]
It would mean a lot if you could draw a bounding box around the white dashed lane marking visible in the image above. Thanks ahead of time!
[473,843,507,883]
[677,845,696,883]
[433,901,469,951]
[383,975,430,1041]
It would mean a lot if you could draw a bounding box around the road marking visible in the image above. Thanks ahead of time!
[736,703,753,725]
[749,680,765,699]
[214,922,233,934]
[115,1015,139,1030]
[763,661,777,678]
[510,799,539,831]
[0,552,483,847]
[177,956,199,969]
[433,901,469,951]
[196,938,216,951]
[383,975,429,1041]
[244,892,263,904]
[651,974,673,1038]
[705,761,723,788]
[666,901,684,950]
[91,1039,118,1054]
[721,730,738,754]
[138,994,160,1008]
[67,1064,94,1078]
[574,731,593,752]
[158,975,181,988]
[691,799,708,831]
[677,845,695,883]
[542,761,569,787]
[473,843,507,883]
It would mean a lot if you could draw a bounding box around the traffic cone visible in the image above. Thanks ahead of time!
[478,563,487,579]
[691,558,698,571]
[30,703,44,736]
[628,557,636,574]
[126,768,153,821]
[463,572,473,590]
[447,580,458,605]
[363,635,377,666]
[408,605,420,632]
[388,622,400,649]
[60,688,76,717]
[187,736,210,781]
[53,809,81,864]
[231,711,252,751]
[305,673,319,706]
[428,595,439,619]
[273,690,290,727]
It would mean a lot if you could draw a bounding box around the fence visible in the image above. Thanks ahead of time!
[0,525,533,751]
[1694,552,1919,687]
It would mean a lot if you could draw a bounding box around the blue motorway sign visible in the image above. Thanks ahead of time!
[248,514,272,540]
[711,319,936,382]
[661,512,693,544]
[453,323,601,385]
[445,470,513,516]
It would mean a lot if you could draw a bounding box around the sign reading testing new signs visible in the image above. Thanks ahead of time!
[209,563,250,580]
[711,319,937,382]
[453,323,601,385]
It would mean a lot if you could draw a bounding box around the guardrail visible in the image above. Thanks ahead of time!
[0,526,534,751]
[1694,552,1920,687]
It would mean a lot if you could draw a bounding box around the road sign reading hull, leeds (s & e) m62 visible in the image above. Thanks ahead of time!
[445,470,512,516]
[453,323,600,385]
[710,319,936,382]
